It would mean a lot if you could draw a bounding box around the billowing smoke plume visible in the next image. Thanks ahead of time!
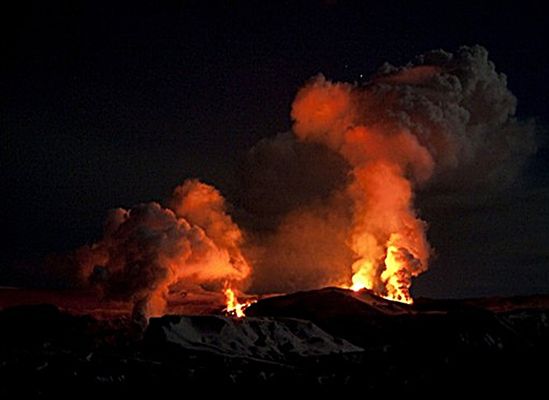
[67,180,250,319]
[236,132,355,293]
[245,45,537,302]
[57,45,537,312]
[292,75,434,302]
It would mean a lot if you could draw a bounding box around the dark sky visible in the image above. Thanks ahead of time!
[2,0,548,297]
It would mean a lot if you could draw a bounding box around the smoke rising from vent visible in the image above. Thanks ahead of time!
[248,45,536,301]
[64,180,249,319]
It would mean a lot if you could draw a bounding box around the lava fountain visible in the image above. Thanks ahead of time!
[223,284,256,318]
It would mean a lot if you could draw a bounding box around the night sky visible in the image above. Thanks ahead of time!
[2,0,548,297]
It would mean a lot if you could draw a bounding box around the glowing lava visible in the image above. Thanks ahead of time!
[348,241,414,304]
[292,77,433,306]
[223,285,256,318]
[381,244,413,304]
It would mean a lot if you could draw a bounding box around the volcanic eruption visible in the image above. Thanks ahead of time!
[292,76,433,303]
[55,180,251,319]
[57,45,536,317]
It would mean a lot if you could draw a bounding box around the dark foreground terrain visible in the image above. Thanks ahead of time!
[1,287,548,393]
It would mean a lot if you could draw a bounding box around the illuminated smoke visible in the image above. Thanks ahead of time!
[238,132,354,293]
[69,180,249,319]
[288,45,536,302]
[56,45,537,312]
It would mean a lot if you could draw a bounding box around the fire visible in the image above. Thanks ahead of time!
[381,244,413,304]
[348,243,414,305]
[292,77,432,306]
[349,260,374,292]
[223,285,256,318]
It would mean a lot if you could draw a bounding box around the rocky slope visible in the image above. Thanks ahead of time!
[0,288,547,393]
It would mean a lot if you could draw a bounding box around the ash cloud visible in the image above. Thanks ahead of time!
[242,45,538,299]
[235,132,351,229]
[233,132,354,293]
[52,45,540,310]
[369,45,537,192]
[55,180,250,319]
[245,193,355,294]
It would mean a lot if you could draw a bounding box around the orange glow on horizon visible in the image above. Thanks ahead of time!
[223,285,256,318]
